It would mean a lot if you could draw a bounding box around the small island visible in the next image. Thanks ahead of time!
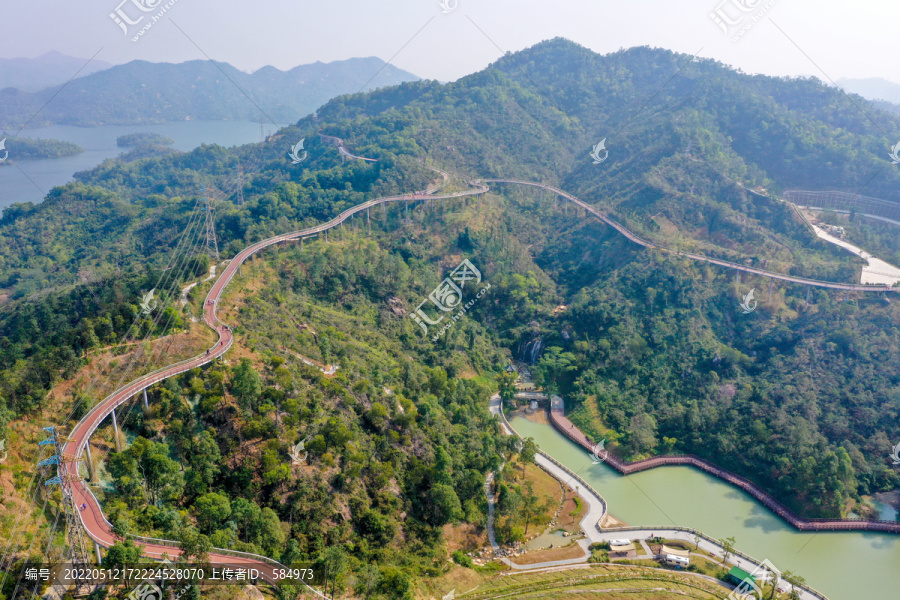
[116,132,175,148]
[0,135,83,163]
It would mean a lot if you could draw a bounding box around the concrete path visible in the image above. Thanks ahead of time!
[490,393,827,599]
[593,528,823,600]
[484,471,500,553]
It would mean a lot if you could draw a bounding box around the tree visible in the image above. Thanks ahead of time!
[257,507,286,555]
[194,492,232,534]
[693,532,701,550]
[782,570,806,600]
[720,536,736,565]
[102,539,143,568]
[230,358,262,410]
[423,483,463,526]
[356,564,380,600]
[533,347,578,394]
[497,371,517,404]
[519,437,537,478]
[178,526,212,564]
[321,546,348,599]
[628,413,658,456]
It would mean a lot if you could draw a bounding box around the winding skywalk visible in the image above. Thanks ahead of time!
[55,173,891,591]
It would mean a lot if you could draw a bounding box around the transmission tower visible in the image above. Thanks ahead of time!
[202,185,220,261]
[236,165,245,205]
[41,427,93,594]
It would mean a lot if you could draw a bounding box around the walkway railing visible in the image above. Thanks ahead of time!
[547,408,900,534]
[486,179,899,293]
[604,525,830,600]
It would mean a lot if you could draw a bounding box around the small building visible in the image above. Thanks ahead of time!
[727,566,757,588]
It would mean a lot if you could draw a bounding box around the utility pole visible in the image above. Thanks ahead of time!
[236,165,245,205]
[41,427,93,591]
[203,185,220,261]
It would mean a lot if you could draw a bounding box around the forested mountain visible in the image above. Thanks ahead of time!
[0,51,113,92]
[3,40,900,587]
[0,57,419,128]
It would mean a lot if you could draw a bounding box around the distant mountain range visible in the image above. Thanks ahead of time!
[0,51,114,93]
[0,56,420,129]
[838,77,900,105]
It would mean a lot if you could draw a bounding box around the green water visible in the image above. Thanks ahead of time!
[512,417,900,600]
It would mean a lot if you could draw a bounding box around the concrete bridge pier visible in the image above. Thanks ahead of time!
[405,201,409,223]
[111,409,122,452]
[142,388,149,412]
[94,541,103,564]
[325,230,328,242]
[805,285,811,307]
[84,443,97,482]
[768,279,774,301]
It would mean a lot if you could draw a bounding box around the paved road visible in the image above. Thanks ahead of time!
[486,179,899,293]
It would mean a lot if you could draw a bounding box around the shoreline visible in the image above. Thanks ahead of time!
[546,399,900,534]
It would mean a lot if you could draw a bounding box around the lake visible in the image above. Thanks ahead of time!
[0,120,278,211]
[511,416,900,600]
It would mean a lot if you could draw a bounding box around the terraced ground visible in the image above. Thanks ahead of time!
[421,565,735,600]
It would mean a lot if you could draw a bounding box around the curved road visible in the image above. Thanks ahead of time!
[58,178,488,587]
[486,179,899,293]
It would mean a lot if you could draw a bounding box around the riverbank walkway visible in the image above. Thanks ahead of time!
[547,396,900,534]
[493,394,830,599]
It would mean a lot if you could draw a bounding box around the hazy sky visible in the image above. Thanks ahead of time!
[0,0,896,85]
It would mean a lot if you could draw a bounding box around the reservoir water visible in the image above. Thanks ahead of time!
[0,120,276,212]
[511,416,900,600]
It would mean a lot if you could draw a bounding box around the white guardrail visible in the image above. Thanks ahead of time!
[495,399,830,600]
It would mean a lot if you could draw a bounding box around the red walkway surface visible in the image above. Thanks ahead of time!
[547,404,900,534]
[57,181,489,586]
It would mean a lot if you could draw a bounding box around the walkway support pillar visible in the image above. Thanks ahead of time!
[94,541,103,564]
[84,443,96,482]
[142,388,149,412]
[768,279,774,302]
[405,201,409,223]
[111,409,122,452]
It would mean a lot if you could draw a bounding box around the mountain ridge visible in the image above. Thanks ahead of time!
[0,56,420,129]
